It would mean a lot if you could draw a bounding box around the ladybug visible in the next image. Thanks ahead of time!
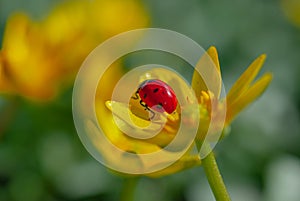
[132,79,178,119]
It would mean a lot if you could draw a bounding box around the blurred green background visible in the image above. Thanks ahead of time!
[1,0,300,201]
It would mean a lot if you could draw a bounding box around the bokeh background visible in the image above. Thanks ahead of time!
[1,0,300,201]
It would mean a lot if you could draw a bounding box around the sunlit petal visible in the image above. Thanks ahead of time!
[226,72,273,123]
[146,151,201,177]
[192,46,222,99]
[226,54,266,104]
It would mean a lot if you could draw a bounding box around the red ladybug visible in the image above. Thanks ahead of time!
[132,79,178,118]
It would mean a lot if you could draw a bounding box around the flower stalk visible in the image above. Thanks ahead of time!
[120,177,139,201]
[202,144,231,201]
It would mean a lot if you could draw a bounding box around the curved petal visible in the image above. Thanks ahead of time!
[226,72,272,123]
[192,46,222,99]
[226,54,266,104]
[207,46,221,75]
[105,100,179,148]
[146,154,201,177]
[0,13,58,100]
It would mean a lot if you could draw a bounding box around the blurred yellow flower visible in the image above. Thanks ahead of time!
[95,46,272,177]
[281,0,300,27]
[0,0,149,101]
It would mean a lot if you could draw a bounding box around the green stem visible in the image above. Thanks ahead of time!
[120,177,139,201]
[202,145,231,201]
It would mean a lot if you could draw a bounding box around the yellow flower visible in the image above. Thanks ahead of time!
[94,46,272,177]
[0,0,149,101]
[0,14,58,100]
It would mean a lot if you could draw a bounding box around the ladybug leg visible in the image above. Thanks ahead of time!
[144,103,155,120]
[148,109,155,120]
[139,100,155,120]
[131,89,140,100]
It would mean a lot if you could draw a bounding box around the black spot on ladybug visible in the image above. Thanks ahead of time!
[153,88,159,93]
[135,79,178,115]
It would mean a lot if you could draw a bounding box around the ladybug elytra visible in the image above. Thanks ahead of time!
[132,79,178,119]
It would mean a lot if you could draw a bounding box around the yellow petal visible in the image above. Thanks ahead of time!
[0,13,59,100]
[146,155,201,177]
[207,46,221,75]
[106,100,160,131]
[192,46,222,99]
[226,72,273,123]
[129,92,156,122]
[2,14,31,71]
[146,145,201,177]
[226,54,266,104]
[84,118,161,172]
[42,0,87,46]
[89,0,150,38]
[105,100,178,148]
[96,102,162,154]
